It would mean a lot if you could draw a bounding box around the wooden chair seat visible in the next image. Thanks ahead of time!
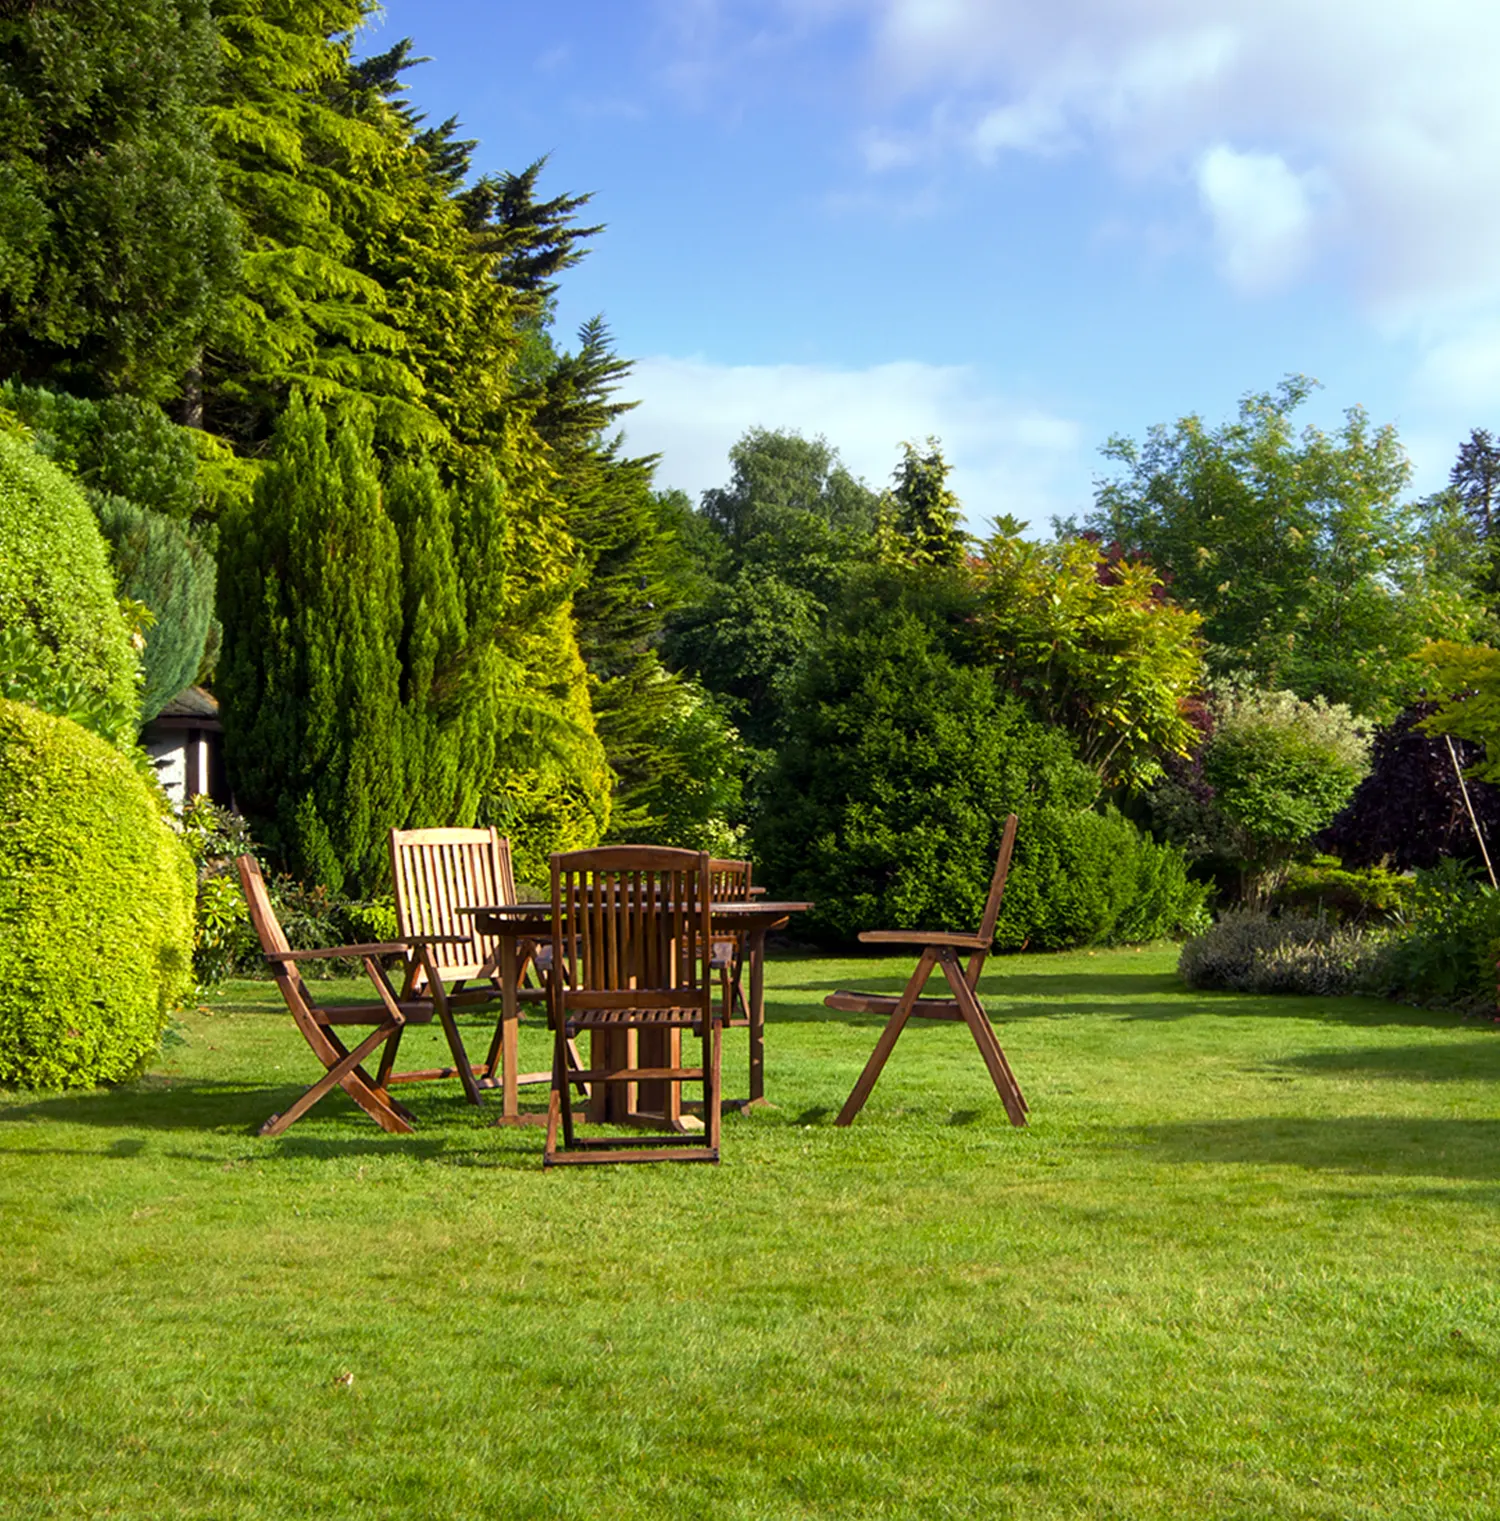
[826,814,1027,1128]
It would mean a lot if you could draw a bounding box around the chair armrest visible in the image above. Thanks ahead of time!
[265,941,412,963]
[857,930,990,950]
[402,934,475,945]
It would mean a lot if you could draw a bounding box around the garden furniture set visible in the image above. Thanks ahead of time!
[239,815,1028,1162]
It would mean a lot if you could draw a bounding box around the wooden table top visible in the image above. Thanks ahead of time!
[464,899,811,927]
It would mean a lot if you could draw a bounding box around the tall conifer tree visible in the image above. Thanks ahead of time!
[217,393,403,893]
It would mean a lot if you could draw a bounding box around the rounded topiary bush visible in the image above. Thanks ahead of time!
[0,699,195,1088]
[0,430,138,734]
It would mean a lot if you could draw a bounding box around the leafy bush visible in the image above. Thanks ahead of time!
[0,382,202,519]
[178,797,397,983]
[0,699,195,1088]
[1151,687,1372,903]
[1268,858,1413,925]
[753,604,1205,947]
[1367,861,1500,1015]
[1005,804,1211,950]
[0,432,138,742]
[1179,910,1382,998]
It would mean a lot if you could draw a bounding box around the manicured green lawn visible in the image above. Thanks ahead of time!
[3,945,1498,1519]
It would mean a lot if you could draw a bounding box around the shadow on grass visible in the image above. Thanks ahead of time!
[1127,1116,1500,1181]
[1265,1041,1500,1083]
[0,1074,514,1147]
[775,970,1462,1032]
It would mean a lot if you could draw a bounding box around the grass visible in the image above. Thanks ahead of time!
[2,944,1499,1519]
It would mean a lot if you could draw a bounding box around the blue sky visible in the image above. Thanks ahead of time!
[371,0,1500,532]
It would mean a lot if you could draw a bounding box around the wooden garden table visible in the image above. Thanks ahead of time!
[466,899,810,1125]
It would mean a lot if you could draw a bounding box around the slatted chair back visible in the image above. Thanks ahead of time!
[545,846,720,1165]
[708,857,752,902]
[707,856,753,1025]
[390,826,515,984]
[553,846,714,1017]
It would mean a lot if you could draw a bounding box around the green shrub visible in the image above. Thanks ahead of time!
[0,382,202,519]
[1201,687,1372,897]
[1178,909,1382,997]
[177,798,397,983]
[0,699,194,1088]
[0,432,138,741]
[1367,861,1500,1015]
[753,605,1205,947]
[1268,858,1413,924]
[1003,805,1211,951]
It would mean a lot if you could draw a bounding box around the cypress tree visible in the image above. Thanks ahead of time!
[217,393,403,894]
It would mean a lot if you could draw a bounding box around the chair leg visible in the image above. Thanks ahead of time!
[706,1021,722,1153]
[941,953,1027,1127]
[262,1021,411,1137]
[834,949,937,1127]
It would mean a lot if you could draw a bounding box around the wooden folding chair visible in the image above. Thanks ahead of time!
[708,856,753,1026]
[237,855,469,1136]
[545,846,721,1166]
[389,826,557,1106]
[824,814,1027,1127]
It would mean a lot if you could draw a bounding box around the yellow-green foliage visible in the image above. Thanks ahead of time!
[0,433,138,730]
[0,700,195,1089]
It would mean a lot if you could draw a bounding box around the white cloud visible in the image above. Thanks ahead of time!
[1196,145,1325,295]
[822,0,1500,323]
[619,355,1087,531]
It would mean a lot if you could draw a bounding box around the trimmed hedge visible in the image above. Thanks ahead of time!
[0,432,137,736]
[0,699,194,1088]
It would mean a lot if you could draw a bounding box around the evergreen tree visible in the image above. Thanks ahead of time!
[1451,428,1500,540]
[216,393,403,894]
[877,439,970,568]
[0,0,238,400]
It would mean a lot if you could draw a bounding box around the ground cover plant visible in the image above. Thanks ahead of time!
[2,947,1497,1519]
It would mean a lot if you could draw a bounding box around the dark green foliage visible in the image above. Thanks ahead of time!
[1322,704,1500,872]
[216,394,403,895]
[0,0,238,400]
[667,428,882,752]
[3,384,218,718]
[753,599,1197,948]
[0,432,137,741]
[1,381,202,518]
[1369,861,1500,1014]
[0,699,194,1088]
[383,454,497,830]
[91,494,215,721]
[1451,427,1500,541]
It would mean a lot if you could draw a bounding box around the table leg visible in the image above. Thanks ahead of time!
[489,935,526,1126]
[745,925,769,1109]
